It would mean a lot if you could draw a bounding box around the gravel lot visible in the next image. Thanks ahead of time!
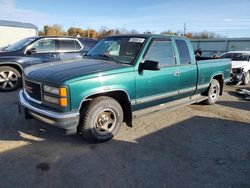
[0,84,250,188]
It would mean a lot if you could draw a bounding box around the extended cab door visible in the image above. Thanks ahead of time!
[174,39,197,97]
[134,37,179,109]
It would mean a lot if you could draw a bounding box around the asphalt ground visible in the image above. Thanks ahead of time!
[0,84,249,188]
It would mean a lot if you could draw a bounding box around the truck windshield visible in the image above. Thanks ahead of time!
[4,37,37,52]
[221,53,249,61]
[87,36,146,64]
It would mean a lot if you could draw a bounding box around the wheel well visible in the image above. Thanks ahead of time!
[80,91,132,127]
[212,75,224,95]
[0,63,22,75]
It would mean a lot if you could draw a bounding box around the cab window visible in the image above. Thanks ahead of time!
[59,40,82,51]
[175,39,191,65]
[144,39,175,67]
[32,39,56,53]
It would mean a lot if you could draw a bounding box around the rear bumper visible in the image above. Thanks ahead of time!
[18,90,79,134]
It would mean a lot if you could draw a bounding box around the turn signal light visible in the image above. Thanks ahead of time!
[59,87,67,97]
[59,98,68,107]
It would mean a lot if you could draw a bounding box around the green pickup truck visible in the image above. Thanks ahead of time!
[19,34,231,142]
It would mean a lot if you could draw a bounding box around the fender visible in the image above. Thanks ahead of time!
[210,73,224,83]
[0,61,24,71]
[78,88,131,111]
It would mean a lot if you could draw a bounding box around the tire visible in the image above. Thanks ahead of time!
[78,96,124,143]
[204,79,220,105]
[243,71,250,85]
[0,66,22,92]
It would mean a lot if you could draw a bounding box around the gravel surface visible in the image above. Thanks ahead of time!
[0,84,249,188]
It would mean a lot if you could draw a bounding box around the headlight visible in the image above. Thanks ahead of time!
[43,85,67,97]
[43,85,60,95]
[44,95,59,104]
[43,85,68,107]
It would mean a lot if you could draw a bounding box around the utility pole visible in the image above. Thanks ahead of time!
[184,23,187,36]
[87,27,90,38]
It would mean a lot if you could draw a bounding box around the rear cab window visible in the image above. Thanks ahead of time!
[144,38,175,67]
[175,39,192,65]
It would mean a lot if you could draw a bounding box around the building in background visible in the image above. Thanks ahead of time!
[0,20,38,49]
[191,38,250,57]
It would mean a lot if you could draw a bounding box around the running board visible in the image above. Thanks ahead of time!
[133,94,208,118]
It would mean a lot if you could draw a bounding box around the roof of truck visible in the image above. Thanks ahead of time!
[105,34,185,39]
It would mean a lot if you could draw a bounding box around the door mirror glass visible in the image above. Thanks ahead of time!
[26,48,37,55]
[141,60,161,71]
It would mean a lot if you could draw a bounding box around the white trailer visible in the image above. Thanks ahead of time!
[0,20,38,49]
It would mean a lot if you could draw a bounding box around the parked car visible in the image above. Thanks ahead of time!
[0,36,98,91]
[220,51,250,85]
[18,34,231,143]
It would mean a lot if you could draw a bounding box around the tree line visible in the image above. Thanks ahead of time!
[39,24,225,39]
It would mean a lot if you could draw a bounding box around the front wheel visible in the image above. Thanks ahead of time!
[78,96,124,143]
[204,79,220,105]
[243,71,250,85]
[0,66,22,92]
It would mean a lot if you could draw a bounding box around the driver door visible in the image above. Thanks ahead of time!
[134,38,179,110]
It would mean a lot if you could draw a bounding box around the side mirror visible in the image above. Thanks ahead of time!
[26,48,37,55]
[141,60,161,71]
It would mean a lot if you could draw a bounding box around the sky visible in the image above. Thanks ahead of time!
[0,0,250,37]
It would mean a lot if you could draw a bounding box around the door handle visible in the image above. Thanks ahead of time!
[174,71,180,77]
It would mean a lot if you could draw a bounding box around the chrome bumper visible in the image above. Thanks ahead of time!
[18,90,79,132]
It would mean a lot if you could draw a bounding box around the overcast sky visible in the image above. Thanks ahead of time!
[0,0,250,37]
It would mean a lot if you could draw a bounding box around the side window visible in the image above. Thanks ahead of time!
[175,39,191,65]
[144,39,175,67]
[32,39,56,53]
[59,40,81,51]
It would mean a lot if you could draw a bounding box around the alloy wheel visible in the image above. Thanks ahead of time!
[0,70,18,89]
[94,108,117,135]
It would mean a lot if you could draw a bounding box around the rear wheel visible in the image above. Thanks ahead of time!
[78,96,124,143]
[204,79,220,105]
[0,66,22,92]
[243,71,250,85]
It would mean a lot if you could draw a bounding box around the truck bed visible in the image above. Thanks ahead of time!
[196,59,231,91]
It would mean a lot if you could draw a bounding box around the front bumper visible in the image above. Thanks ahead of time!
[231,68,244,83]
[18,90,79,134]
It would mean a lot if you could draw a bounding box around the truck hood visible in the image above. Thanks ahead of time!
[231,61,249,69]
[24,58,129,84]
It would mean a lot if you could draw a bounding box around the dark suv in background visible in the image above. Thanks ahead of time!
[0,36,98,91]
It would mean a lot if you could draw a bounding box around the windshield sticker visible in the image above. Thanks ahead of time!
[129,38,145,43]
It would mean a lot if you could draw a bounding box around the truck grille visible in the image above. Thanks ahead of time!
[24,80,41,102]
